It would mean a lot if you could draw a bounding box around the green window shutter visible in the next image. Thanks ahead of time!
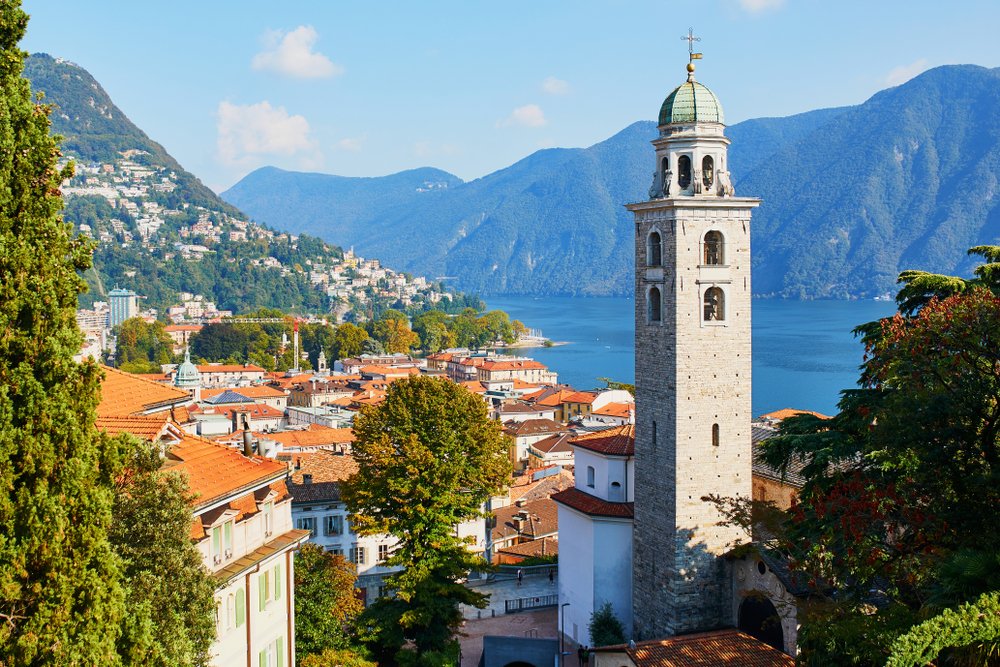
[259,573,266,611]
[258,649,266,667]
[276,637,284,667]
[274,564,282,600]
[212,527,220,555]
[224,521,233,550]
[235,589,245,627]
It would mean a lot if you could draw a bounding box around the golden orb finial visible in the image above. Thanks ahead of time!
[687,62,695,73]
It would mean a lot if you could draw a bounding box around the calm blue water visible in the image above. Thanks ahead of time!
[485,296,896,417]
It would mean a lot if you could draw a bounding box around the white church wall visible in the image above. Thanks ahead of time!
[573,448,613,501]
[558,504,595,648]
[592,518,634,640]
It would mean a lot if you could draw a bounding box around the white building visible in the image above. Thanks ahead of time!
[553,425,635,647]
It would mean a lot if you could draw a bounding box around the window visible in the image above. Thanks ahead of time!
[258,569,270,611]
[263,501,274,537]
[652,420,657,446]
[702,155,714,190]
[704,286,725,322]
[273,563,282,601]
[352,546,367,565]
[327,546,344,556]
[223,520,233,559]
[647,230,662,266]
[378,543,389,563]
[610,481,624,502]
[586,466,595,488]
[257,636,285,667]
[648,286,661,323]
[235,588,245,627]
[712,423,720,447]
[704,231,724,265]
[678,155,692,189]
[324,514,344,536]
[378,585,389,599]
[296,516,316,536]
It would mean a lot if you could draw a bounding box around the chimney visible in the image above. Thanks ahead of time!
[514,498,527,508]
[240,413,253,458]
[295,457,302,470]
[303,473,313,485]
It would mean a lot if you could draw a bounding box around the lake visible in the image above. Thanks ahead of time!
[484,295,897,417]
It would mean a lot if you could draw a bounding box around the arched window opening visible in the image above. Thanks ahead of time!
[678,155,692,189]
[652,420,657,446]
[703,155,715,190]
[739,596,784,653]
[661,157,669,194]
[235,588,245,627]
[704,287,725,322]
[712,423,720,447]
[648,286,662,323]
[647,231,662,266]
[704,231,724,265]
[586,466,596,488]
[610,481,624,502]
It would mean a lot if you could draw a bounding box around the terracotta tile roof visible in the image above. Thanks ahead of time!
[286,450,359,504]
[480,359,548,372]
[758,408,831,422]
[503,418,568,437]
[95,415,175,442]
[191,403,285,420]
[571,424,635,457]
[359,365,420,377]
[426,352,454,362]
[552,487,634,519]
[460,380,487,393]
[598,629,794,666]
[201,385,287,400]
[163,433,287,510]
[134,373,171,382]
[593,402,635,419]
[563,391,598,404]
[531,388,578,408]
[196,363,266,374]
[530,432,575,455]
[511,379,541,390]
[266,373,316,389]
[509,469,575,504]
[263,427,354,448]
[98,365,192,417]
[164,325,203,333]
[492,497,559,542]
[497,536,559,559]
[499,401,552,415]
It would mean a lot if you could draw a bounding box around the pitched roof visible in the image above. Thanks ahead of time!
[503,418,568,437]
[191,403,285,421]
[497,536,559,559]
[262,427,355,448]
[530,388,578,407]
[95,415,176,442]
[98,365,192,417]
[480,359,548,371]
[758,408,831,422]
[571,424,635,457]
[563,391,598,404]
[196,363,266,374]
[509,469,575,504]
[552,487,634,519]
[492,497,559,541]
[202,385,287,400]
[593,402,636,419]
[203,389,257,405]
[285,450,360,503]
[597,629,793,666]
[530,432,575,455]
[164,324,203,333]
[163,433,287,510]
[499,401,552,415]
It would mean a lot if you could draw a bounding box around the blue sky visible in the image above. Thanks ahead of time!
[20,0,1000,192]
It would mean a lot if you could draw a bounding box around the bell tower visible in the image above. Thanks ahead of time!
[628,37,759,639]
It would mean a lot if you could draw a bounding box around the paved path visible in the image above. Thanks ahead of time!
[457,608,558,667]
[461,571,558,620]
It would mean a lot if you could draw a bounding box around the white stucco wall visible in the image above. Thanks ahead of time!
[558,504,594,647]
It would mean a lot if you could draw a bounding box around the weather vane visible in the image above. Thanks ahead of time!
[681,27,703,79]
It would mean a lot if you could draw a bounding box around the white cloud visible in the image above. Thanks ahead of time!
[884,58,929,87]
[216,101,318,166]
[498,104,547,128]
[739,0,785,12]
[335,135,366,152]
[251,26,343,79]
[541,76,570,95]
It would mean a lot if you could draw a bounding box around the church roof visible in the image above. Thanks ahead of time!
[595,629,793,666]
[552,487,634,519]
[570,424,635,457]
[659,78,725,125]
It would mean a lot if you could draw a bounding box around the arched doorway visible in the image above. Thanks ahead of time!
[738,594,783,652]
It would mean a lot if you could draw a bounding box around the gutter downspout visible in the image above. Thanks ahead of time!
[245,563,261,667]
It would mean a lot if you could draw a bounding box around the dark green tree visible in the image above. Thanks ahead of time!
[0,2,125,662]
[588,602,626,647]
[342,376,512,665]
[114,317,174,372]
[110,439,216,666]
[294,543,364,661]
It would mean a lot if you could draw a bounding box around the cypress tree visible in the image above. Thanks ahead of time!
[0,2,125,664]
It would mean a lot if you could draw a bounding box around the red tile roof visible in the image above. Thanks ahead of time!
[201,386,287,401]
[563,391,598,404]
[98,365,192,417]
[196,364,266,374]
[163,433,287,510]
[552,487,634,519]
[164,325,203,333]
[593,402,635,419]
[492,497,559,542]
[497,536,558,559]
[262,427,354,448]
[480,359,548,371]
[758,408,831,422]
[95,415,175,442]
[598,629,794,666]
[191,403,285,420]
[503,418,568,437]
[530,432,575,455]
[571,424,635,456]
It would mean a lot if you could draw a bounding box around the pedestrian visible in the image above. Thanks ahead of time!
[548,567,554,583]
[516,568,523,586]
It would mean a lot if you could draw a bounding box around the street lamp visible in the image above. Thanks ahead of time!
[560,602,571,667]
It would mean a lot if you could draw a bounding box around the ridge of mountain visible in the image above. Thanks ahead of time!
[223,64,1000,298]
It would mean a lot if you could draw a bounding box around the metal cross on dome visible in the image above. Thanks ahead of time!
[681,27,703,63]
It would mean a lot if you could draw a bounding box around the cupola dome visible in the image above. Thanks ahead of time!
[659,75,724,126]
[174,347,201,389]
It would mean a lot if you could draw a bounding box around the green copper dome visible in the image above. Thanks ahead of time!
[659,79,725,125]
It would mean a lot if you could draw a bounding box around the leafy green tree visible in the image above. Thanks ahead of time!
[450,308,483,349]
[412,310,454,354]
[295,543,364,661]
[300,649,377,667]
[114,317,174,369]
[756,251,1000,665]
[342,376,511,665]
[334,322,370,359]
[477,310,516,346]
[893,245,1000,315]
[0,3,126,662]
[111,439,216,667]
[382,318,418,355]
[360,337,384,356]
[588,602,626,647]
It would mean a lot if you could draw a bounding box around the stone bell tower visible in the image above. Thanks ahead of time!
[628,35,759,639]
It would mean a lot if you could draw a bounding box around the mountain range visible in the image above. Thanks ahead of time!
[223,65,1000,299]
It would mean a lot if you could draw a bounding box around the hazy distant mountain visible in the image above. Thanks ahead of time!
[225,65,1000,298]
